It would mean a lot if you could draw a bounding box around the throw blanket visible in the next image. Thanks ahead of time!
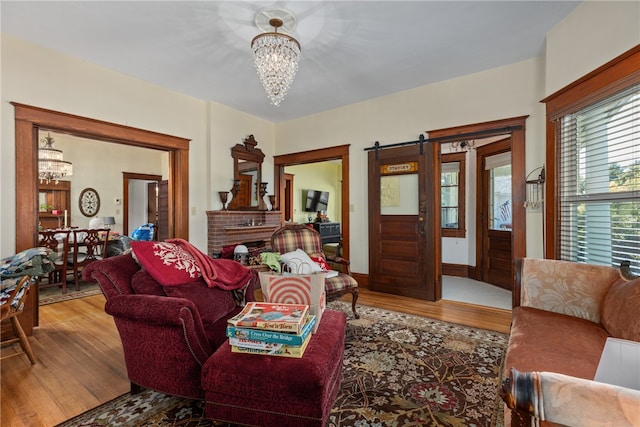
[1,247,55,307]
[166,239,254,291]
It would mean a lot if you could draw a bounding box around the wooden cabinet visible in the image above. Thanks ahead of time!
[310,222,341,246]
[38,180,71,229]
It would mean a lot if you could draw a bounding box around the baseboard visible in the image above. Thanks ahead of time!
[352,272,369,289]
[442,263,469,277]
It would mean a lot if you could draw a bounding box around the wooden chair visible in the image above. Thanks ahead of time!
[38,229,71,294]
[271,223,359,318]
[69,228,110,290]
[1,275,36,364]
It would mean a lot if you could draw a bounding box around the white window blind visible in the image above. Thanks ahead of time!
[558,82,639,275]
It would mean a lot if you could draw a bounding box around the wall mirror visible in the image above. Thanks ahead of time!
[229,135,264,210]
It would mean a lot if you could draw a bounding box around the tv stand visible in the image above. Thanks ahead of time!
[309,222,341,246]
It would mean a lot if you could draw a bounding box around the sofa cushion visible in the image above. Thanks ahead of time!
[505,306,609,380]
[163,282,236,335]
[130,241,201,286]
[130,269,166,296]
[601,277,640,342]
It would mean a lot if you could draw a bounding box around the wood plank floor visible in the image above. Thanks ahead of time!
[1,289,511,427]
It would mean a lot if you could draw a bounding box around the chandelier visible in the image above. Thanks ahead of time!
[451,140,476,152]
[38,133,73,183]
[251,14,301,106]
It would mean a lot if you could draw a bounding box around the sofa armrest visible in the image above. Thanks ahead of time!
[515,257,622,323]
[501,368,640,426]
[105,294,213,362]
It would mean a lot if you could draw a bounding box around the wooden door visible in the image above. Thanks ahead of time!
[368,143,441,300]
[477,139,513,290]
[157,180,169,241]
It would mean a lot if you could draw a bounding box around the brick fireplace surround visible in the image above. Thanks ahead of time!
[206,210,282,257]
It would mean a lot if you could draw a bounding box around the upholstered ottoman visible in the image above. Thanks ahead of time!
[202,309,346,427]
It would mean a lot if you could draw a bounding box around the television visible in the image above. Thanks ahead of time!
[304,190,329,212]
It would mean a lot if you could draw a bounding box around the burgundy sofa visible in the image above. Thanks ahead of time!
[83,253,257,399]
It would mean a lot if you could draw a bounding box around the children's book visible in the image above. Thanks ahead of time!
[230,330,312,358]
[226,315,316,346]
[227,302,309,334]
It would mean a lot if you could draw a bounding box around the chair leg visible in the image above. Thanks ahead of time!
[351,288,359,319]
[74,266,81,291]
[10,317,35,365]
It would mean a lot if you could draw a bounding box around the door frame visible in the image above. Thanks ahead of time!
[476,137,512,287]
[122,172,162,236]
[273,145,350,261]
[428,116,527,293]
[13,103,190,252]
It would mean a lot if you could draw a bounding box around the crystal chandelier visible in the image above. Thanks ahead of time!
[38,133,73,183]
[251,17,301,106]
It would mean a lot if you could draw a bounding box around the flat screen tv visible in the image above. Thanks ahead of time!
[304,190,329,212]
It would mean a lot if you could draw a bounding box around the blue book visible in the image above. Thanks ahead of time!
[226,315,316,346]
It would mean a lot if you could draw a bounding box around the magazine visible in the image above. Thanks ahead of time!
[230,331,312,358]
[227,302,309,334]
[226,315,316,346]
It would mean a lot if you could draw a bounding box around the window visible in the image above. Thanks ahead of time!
[544,47,640,274]
[557,83,639,274]
[441,152,466,237]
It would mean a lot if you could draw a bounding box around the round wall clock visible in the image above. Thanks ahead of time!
[79,187,100,217]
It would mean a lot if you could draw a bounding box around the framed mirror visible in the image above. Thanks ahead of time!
[229,135,265,210]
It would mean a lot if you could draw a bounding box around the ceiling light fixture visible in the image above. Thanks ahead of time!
[251,10,301,106]
[38,133,73,183]
[451,140,476,152]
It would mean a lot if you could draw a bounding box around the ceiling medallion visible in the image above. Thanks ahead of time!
[251,9,301,106]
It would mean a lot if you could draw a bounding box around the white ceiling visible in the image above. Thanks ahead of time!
[2,1,580,123]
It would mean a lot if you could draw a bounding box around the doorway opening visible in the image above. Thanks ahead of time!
[273,145,351,260]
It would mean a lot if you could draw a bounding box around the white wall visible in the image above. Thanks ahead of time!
[0,34,274,257]
[275,57,547,273]
[545,1,640,96]
[274,1,640,275]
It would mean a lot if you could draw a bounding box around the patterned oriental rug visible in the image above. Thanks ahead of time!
[57,301,508,427]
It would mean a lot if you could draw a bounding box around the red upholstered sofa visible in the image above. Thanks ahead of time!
[501,258,640,427]
[83,253,257,399]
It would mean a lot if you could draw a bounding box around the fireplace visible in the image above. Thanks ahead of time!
[206,210,282,257]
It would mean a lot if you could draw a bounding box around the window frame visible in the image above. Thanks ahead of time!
[542,45,640,259]
[441,152,466,238]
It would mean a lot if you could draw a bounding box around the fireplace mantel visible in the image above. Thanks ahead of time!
[206,210,282,257]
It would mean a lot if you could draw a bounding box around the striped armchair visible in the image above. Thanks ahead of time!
[271,223,359,318]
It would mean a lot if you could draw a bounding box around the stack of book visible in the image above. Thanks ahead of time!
[226,301,316,358]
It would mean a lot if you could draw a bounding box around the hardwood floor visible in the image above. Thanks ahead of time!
[1,289,511,427]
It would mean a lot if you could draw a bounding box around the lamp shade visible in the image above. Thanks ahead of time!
[102,216,116,226]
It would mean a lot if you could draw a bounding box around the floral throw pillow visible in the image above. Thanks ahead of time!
[130,241,201,286]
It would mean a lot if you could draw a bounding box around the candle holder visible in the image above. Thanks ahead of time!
[268,194,277,211]
[218,191,229,210]
[228,180,241,210]
[258,182,268,211]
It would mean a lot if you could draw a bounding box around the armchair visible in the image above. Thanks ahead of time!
[271,223,359,318]
[83,252,257,399]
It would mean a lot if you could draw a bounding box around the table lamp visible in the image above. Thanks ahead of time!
[102,216,116,229]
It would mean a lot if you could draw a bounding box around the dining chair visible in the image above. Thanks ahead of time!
[38,229,71,294]
[69,228,110,290]
[1,275,36,364]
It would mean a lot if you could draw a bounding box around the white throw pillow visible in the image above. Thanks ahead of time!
[280,248,324,274]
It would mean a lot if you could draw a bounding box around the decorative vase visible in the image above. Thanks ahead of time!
[218,191,229,210]
[258,182,268,211]
[268,194,277,211]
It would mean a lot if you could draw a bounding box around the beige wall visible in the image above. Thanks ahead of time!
[274,1,639,274]
[2,1,637,270]
[285,162,342,224]
[1,34,275,256]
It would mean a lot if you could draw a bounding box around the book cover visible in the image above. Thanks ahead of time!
[227,302,309,334]
[230,330,312,358]
[227,315,316,346]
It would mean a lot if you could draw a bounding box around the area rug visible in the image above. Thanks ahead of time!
[57,301,508,427]
[39,281,102,305]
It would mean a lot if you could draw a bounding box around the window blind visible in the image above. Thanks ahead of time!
[558,82,639,275]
